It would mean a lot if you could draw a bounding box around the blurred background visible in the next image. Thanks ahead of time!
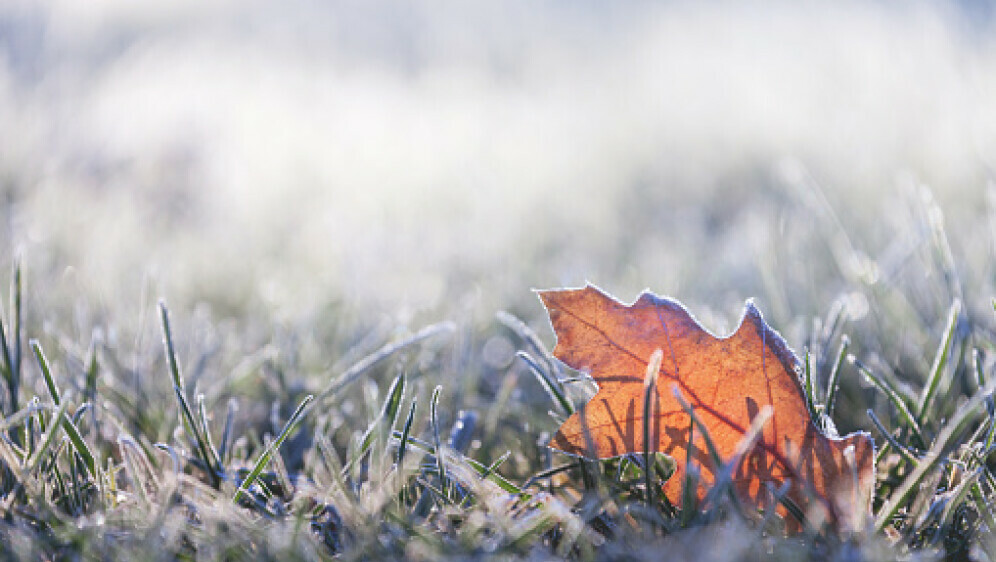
[0,1,993,368]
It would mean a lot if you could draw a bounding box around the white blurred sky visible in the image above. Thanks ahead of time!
[0,1,994,316]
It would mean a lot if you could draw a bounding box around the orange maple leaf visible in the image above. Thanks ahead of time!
[539,285,875,531]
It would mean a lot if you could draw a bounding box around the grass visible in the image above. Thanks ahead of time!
[0,183,994,561]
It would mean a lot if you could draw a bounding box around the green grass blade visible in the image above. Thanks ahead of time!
[196,393,223,474]
[174,387,218,482]
[681,413,695,518]
[382,372,406,435]
[773,486,808,530]
[936,468,982,535]
[916,300,961,423]
[971,482,996,532]
[866,409,918,466]
[159,301,221,487]
[397,397,417,467]
[395,395,417,505]
[234,394,313,504]
[974,348,994,421]
[31,340,61,406]
[803,348,817,418]
[159,301,185,392]
[30,340,97,477]
[643,349,662,506]
[851,356,924,445]
[671,386,725,471]
[463,456,520,494]
[0,297,12,407]
[672,385,748,518]
[523,462,578,489]
[479,450,511,481]
[430,385,446,495]
[760,481,792,530]
[517,351,573,415]
[10,260,20,413]
[497,310,562,380]
[346,373,406,475]
[0,400,49,433]
[315,434,354,506]
[25,396,40,453]
[875,377,996,531]
[218,398,237,466]
[825,335,849,418]
[71,403,91,425]
[680,466,699,526]
[1,261,22,419]
[702,406,772,511]
[61,407,96,478]
[84,336,99,406]
[118,435,152,505]
[26,400,68,473]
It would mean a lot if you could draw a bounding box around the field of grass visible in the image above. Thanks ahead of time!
[3,2,996,560]
[0,176,994,561]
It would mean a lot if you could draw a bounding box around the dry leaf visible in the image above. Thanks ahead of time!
[539,285,874,531]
